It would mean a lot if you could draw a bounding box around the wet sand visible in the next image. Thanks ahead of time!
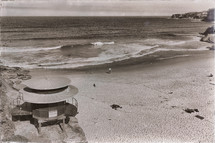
[29,50,215,142]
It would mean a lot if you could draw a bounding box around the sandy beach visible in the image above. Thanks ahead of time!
[1,2,215,142]
[25,50,214,142]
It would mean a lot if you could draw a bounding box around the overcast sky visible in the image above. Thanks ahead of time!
[1,0,214,16]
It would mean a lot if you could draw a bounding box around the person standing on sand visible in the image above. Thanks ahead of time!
[108,68,112,74]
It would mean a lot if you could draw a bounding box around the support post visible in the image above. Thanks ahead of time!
[38,120,42,135]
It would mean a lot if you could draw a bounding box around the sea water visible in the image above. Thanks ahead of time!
[0,17,212,69]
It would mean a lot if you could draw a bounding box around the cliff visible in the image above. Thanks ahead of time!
[171,8,214,21]
[204,8,215,21]
[171,11,207,20]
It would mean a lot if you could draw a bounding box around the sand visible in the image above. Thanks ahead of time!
[1,50,214,142]
[28,50,214,143]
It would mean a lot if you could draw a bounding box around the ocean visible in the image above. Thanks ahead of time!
[0,17,212,69]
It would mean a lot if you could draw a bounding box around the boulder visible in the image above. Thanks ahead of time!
[200,26,215,36]
[7,73,17,79]
[110,104,122,110]
[200,34,215,43]
[17,70,29,76]
[207,45,215,50]
[18,75,31,80]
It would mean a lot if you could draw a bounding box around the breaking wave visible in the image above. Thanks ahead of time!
[0,37,209,69]
[0,41,115,53]
[91,41,115,46]
[0,46,61,53]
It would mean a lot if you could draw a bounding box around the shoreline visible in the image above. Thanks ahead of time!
[28,49,214,142]
[0,48,214,142]
[29,49,214,74]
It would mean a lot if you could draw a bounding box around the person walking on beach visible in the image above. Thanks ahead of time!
[107,68,112,74]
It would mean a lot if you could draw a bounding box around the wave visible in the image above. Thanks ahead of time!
[0,38,208,69]
[158,55,190,60]
[0,46,61,53]
[0,41,115,53]
[142,36,200,46]
[31,45,208,69]
[38,61,69,67]
[91,41,115,46]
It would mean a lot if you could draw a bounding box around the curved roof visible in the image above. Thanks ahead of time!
[23,77,71,90]
[20,85,78,104]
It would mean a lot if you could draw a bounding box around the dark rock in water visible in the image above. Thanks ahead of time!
[93,84,96,87]
[200,34,215,43]
[168,91,173,94]
[111,104,122,110]
[195,115,204,120]
[207,45,215,50]
[200,26,215,36]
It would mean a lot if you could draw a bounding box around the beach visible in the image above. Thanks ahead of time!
[0,16,214,142]
[0,48,214,142]
[28,50,214,142]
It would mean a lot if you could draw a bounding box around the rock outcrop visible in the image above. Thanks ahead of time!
[171,8,214,21]
[204,8,215,22]
[200,25,215,43]
[201,34,215,43]
[171,11,208,20]
[200,25,215,50]
[200,26,215,36]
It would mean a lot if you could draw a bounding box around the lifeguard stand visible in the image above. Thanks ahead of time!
[11,77,78,134]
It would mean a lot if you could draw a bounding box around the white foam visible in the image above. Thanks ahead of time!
[1,40,208,69]
[0,46,61,53]
[38,61,69,67]
[158,55,190,60]
[142,36,200,46]
[91,41,115,46]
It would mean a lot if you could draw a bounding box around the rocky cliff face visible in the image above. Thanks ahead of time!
[171,8,214,21]
[171,11,207,19]
[205,8,215,21]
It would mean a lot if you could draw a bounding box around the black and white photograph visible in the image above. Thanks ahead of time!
[0,0,214,142]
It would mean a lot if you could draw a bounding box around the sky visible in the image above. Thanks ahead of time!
[0,0,214,16]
